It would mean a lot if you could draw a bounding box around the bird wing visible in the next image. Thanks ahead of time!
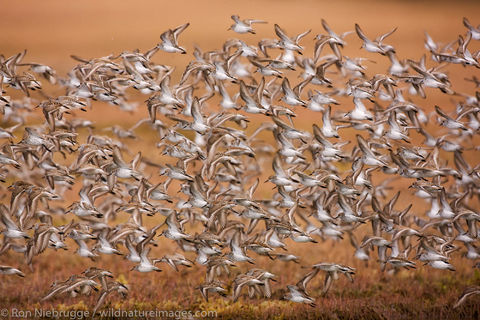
[231,15,241,23]
[274,24,290,42]
[246,19,267,25]
[377,27,397,42]
[172,22,190,40]
[321,19,335,37]
[356,134,376,158]
[355,24,369,42]
[239,80,258,107]
[296,268,319,291]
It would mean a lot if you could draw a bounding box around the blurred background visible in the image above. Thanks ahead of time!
[1,1,480,315]
[2,0,479,75]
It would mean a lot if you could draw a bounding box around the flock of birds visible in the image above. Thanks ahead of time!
[1,15,480,312]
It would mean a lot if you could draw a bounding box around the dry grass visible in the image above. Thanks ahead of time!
[1,246,480,319]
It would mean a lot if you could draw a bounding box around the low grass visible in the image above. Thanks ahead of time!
[1,240,479,319]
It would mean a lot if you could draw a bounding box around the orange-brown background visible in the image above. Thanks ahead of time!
[1,1,480,317]
[2,0,479,74]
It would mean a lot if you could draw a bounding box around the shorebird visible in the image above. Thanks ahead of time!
[197,281,227,302]
[280,78,307,107]
[274,24,311,54]
[346,97,373,120]
[284,285,316,307]
[156,23,190,54]
[239,80,268,114]
[246,268,276,298]
[131,229,162,273]
[42,276,99,301]
[315,19,352,60]
[355,23,397,55]
[70,230,98,260]
[155,253,194,271]
[92,279,128,315]
[218,81,239,110]
[298,263,355,295]
[0,204,29,239]
[425,260,455,271]
[0,265,25,277]
[228,15,266,34]
[161,213,191,241]
[453,286,480,308]
[356,134,387,166]
[463,17,480,40]
[232,273,264,302]
[227,231,255,263]
[249,57,283,78]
